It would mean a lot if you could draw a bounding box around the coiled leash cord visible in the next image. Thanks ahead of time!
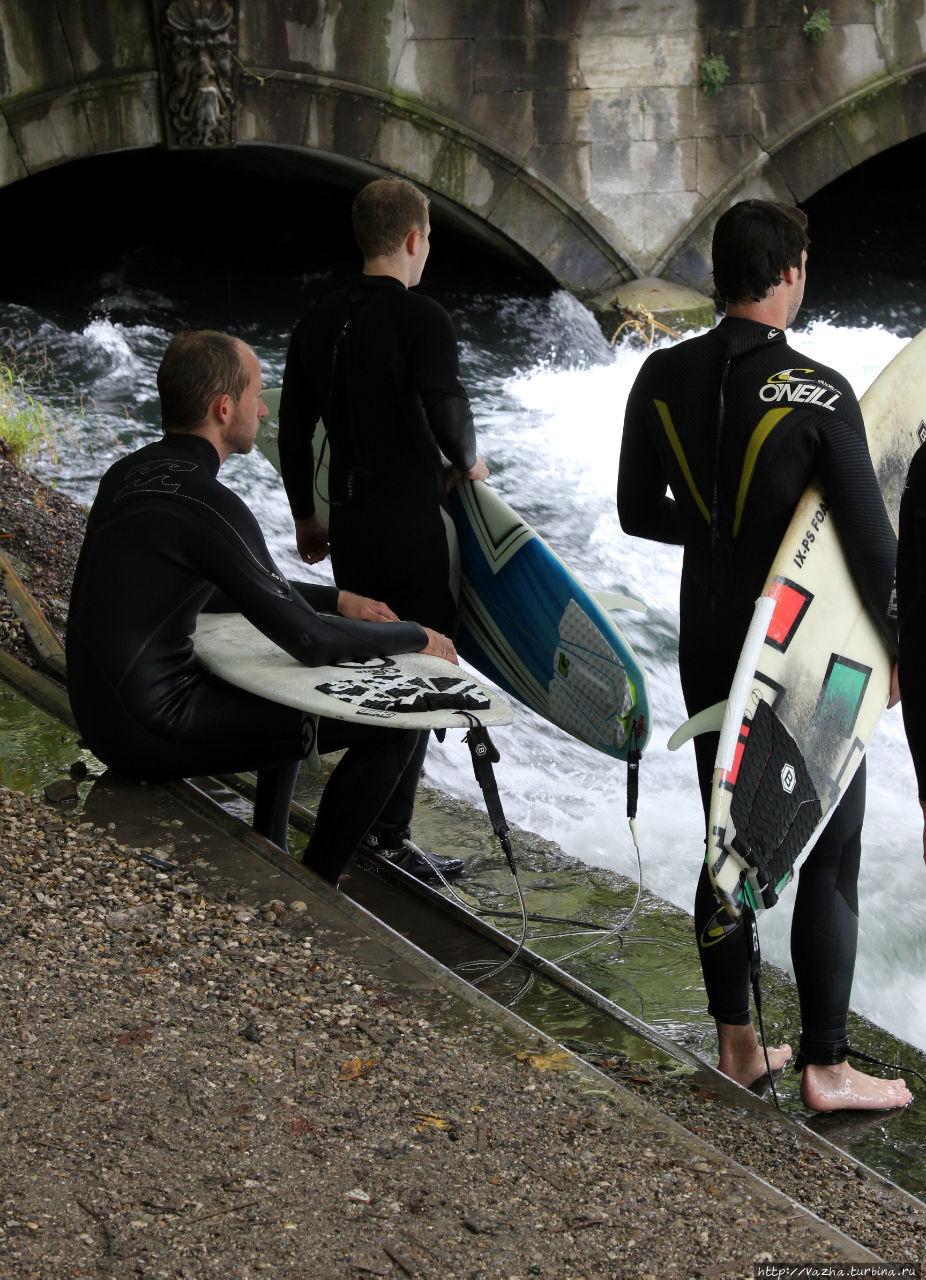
[426,716,649,1007]
[455,719,647,1001]
[552,721,645,966]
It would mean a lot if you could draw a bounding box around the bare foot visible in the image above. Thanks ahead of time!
[800,1061,913,1112]
[717,1022,792,1088]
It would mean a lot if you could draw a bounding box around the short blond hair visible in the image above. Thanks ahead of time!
[352,177,429,260]
[157,330,249,431]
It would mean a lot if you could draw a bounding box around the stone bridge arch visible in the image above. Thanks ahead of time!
[662,59,926,292]
[1,1,926,311]
[236,76,633,290]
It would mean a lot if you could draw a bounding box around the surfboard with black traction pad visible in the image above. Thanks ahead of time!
[193,612,513,730]
[255,389,651,762]
[707,327,926,920]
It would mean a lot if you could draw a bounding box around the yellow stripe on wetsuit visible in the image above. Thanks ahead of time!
[654,400,710,524]
[733,407,793,535]
[654,399,794,534]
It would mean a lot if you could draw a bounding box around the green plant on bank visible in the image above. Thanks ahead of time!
[803,8,832,42]
[699,51,729,96]
[0,329,93,469]
[0,360,53,467]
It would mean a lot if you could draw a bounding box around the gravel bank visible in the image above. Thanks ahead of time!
[0,458,83,666]
[0,783,892,1278]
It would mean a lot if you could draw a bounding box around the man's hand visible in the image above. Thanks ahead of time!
[419,627,458,664]
[337,591,399,622]
[295,515,329,565]
[445,456,489,491]
[888,662,901,709]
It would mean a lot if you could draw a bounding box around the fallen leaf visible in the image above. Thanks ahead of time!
[414,1111,451,1131]
[112,1023,154,1046]
[515,1048,573,1071]
[288,1116,322,1136]
[339,1056,376,1079]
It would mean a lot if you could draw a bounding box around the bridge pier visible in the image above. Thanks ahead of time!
[590,278,716,343]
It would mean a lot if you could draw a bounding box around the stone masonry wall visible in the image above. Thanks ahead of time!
[0,0,924,297]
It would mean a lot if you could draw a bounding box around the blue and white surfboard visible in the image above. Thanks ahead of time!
[449,479,650,762]
[256,391,651,763]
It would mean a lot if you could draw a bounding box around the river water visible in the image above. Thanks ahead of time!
[3,215,925,1057]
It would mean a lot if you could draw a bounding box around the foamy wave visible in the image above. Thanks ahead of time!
[792,319,909,399]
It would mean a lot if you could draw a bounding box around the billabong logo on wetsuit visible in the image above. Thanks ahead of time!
[116,459,197,499]
[759,368,841,411]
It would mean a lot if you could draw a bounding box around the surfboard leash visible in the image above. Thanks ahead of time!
[464,722,515,874]
[457,720,534,1004]
[744,904,782,1110]
[626,717,642,849]
[625,717,644,899]
[549,720,647,966]
[453,719,651,989]
[744,910,918,1105]
[843,1046,926,1091]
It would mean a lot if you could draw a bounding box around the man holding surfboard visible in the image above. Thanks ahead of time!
[618,200,911,1111]
[277,176,489,881]
[67,329,459,887]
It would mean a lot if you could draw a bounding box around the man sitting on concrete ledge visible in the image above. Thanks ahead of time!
[65,329,465,884]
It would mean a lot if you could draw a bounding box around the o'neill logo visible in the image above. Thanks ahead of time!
[760,368,841,410]
[781,763,797,794]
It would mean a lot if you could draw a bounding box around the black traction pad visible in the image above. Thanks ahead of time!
[728,699,821,908]
[316,671,491,714]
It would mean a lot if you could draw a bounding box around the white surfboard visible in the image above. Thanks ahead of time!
[193,612,512,729]
[707,328,926,919]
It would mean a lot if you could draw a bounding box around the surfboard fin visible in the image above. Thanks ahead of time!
[594,591,648,615]
[667,700,727,751]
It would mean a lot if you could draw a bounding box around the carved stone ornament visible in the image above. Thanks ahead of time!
[160,0,238,147]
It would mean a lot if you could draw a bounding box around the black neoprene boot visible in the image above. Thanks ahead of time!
[362,825,465,883]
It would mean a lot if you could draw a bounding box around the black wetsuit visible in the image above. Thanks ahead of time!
[619,317,896,1063]
[66,431,429,882]
[898,442,926,797]
[278,273,477,635]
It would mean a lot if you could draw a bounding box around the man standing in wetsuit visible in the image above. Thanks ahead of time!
[67,329,457,886]
[618,200,911,1111]
[278,176,488,881]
